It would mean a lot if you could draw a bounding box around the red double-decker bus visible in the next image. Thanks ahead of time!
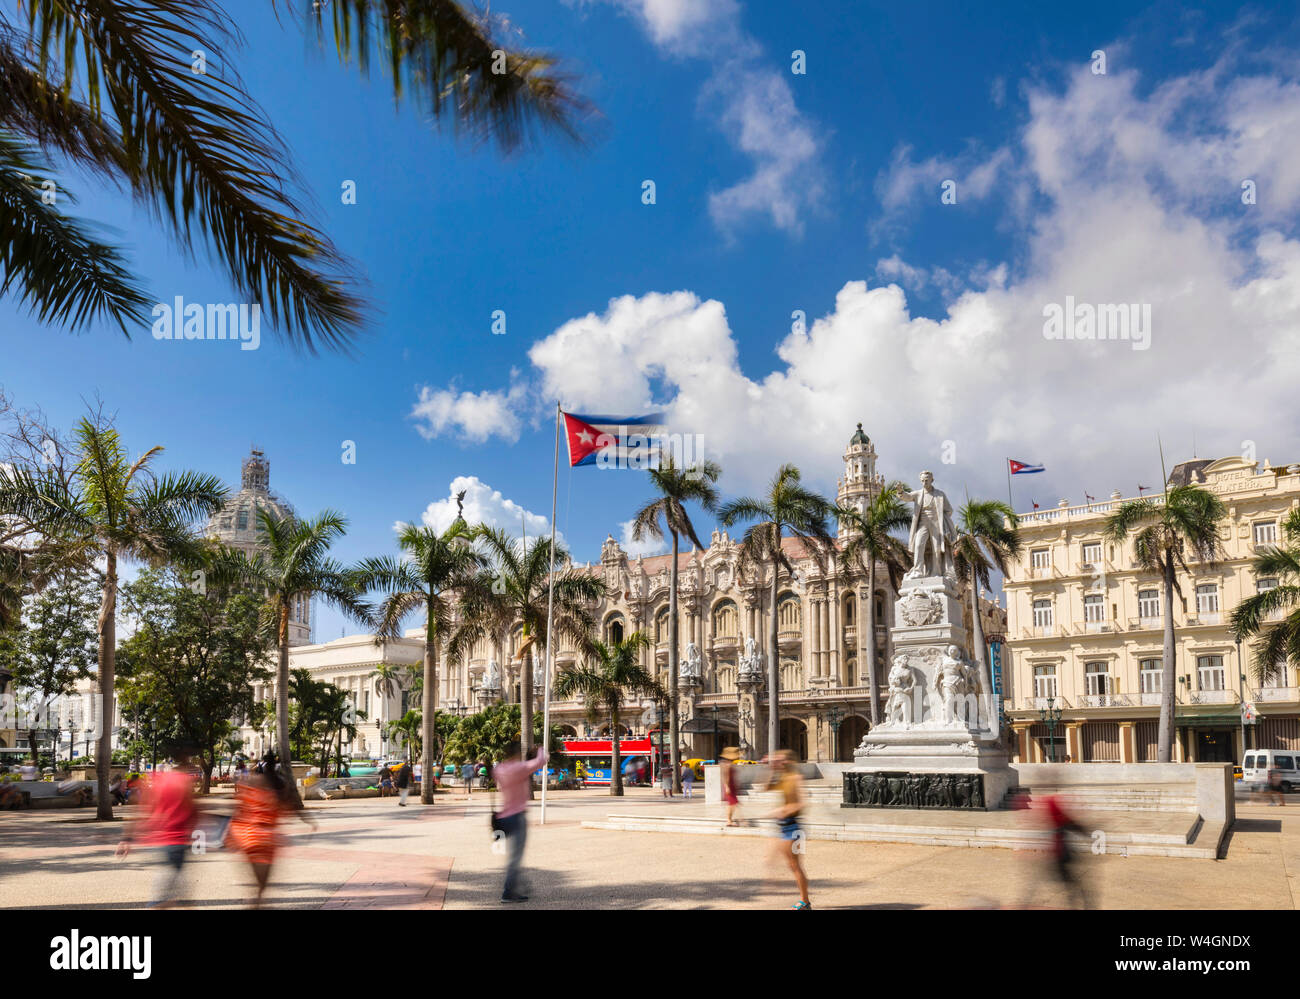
[557,732,667,786]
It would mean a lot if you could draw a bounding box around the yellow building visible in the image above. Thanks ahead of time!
[1004,455,1300,765]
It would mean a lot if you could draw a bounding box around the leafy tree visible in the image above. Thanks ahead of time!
[629,455,720,791]
[0,0,591,349]
[448,528,604,758]
[553,633,661,796]
[441,702,563,772]
[0,569,98,765]
[355,519,484,803]
[836,481,912,724]
[720,465,837,757]
[117,567,272,792]
[1231,508,1300,686]
[0,416,226,818]
[952,498,1022,734]
[1105,484,1226,762]
[208,509,371,807]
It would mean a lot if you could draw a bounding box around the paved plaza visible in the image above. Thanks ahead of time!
[1,788,1298,910]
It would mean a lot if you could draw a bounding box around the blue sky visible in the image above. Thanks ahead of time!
[5,0,1300,640]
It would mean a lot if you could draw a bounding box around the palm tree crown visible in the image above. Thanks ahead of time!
[1231,508,1300,685]
[0,0,591,349]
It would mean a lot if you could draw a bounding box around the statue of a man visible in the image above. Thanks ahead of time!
[905,470,957,580]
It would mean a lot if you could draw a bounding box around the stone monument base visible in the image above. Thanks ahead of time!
[846,734,1016,811]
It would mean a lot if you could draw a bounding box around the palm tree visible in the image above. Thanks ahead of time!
[219,733,244,778]
[0,417,226,818]
[385,710,423,761]
[836,482,912,724]
[952,499,1022,733]
[719,465,837,758]
[629,455,721,791]
[553,633,662,796]
[209,509,372,807]
[0,1,591,349]
[1105,484,1226,762]
[448,527,604,757]
[354,521,485,803]
[1231,508,1300,686]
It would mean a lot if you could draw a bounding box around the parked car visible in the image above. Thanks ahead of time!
[1243,749,1300,792]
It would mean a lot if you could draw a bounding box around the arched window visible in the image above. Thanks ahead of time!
[606,614,625,645]
[777,593,800,632]
[655,605,671,643]
[843,593,856,626]
[712,600,738,639]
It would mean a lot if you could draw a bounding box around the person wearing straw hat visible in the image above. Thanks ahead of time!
[720,747,742,827]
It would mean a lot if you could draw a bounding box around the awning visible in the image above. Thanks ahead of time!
[680,716,739,734]
[1175,714,1242,729]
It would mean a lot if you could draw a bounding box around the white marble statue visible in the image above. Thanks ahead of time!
[483,659,501,691]
[935,645,972,726]
[680,642,703,679]
[884,653,915,726]
[905,470,958,580]
[738,636,762,681]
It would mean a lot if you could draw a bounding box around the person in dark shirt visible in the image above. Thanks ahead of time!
[395,759,413,806]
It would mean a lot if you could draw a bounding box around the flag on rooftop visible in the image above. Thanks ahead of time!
[1008,458,1045,475]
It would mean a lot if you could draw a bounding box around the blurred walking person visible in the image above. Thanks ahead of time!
[720,747,742,826]
[227,753,316,909]
[1020,793,1090,909]
[115,748,201,908]
[681,762,695,798]
[395,758,413,806]
[462,760,475,795]
[766,751,810,909]
[492,743,548,903]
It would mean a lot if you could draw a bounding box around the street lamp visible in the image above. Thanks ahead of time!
[1038,697,1063,763]
[711,706,719,760]
[1236,635,1247,757]
[827,705,844,762]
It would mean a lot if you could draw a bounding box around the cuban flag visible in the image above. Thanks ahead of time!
[563,411,666,467]
[1008,458,1045,475]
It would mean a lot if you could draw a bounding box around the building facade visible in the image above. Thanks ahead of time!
[1003,455,1300,765]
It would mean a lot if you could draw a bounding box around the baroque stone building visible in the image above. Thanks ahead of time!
[438,426,1006,763]
[1003,454,1300,765]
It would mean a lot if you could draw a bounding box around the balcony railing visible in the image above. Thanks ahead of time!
[1138,692,1164,706]
[1079,693,1133,708]
[1253,686,1299,702]
[1028,695,1070,710]
[1185,689,1238,705]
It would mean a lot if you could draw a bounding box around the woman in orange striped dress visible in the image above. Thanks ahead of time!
[228,754,315,908]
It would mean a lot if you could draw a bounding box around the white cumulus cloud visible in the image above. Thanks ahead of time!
[413,476,563,548]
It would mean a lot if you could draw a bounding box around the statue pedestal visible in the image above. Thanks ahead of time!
[846,574,1014,810]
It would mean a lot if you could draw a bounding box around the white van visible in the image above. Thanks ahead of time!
[1242,749,1300,792]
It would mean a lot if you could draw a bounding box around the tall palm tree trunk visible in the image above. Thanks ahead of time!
[668,531,681,793]
[276,606,302,808]
[611,702,623,797]
[421,619,437,804]
[768,561,780,757]
[865,561,879,725]
[968,571,993,734]
[95,552,117,821]
[1159,558,1177,763]
[521,640,534,758]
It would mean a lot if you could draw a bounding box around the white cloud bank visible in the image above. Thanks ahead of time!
[413,476,562,548]
[416,53,1300,505]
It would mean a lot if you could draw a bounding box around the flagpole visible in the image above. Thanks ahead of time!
[1006,459,1013,510]
[540,403,560,825]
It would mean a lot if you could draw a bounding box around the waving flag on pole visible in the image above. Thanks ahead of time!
[1008,458,1045,475]
[563,411,666,468]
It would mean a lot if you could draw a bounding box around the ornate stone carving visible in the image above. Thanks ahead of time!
[884,653,915,725]
[898,589,943,627]
[737,636,763,681]
[680,642,703,681]
[482,659,501,692]
[841,771,986,810]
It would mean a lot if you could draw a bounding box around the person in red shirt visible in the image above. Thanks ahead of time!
[116,749,201,908]
[1040,793,1090,909]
